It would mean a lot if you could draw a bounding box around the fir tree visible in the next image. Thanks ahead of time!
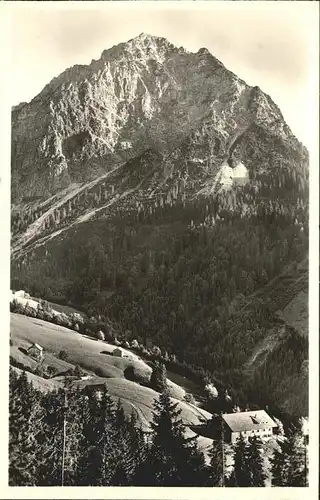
[75,392,96,485]
[63,388,85,485]
[146,391,205,486]
[233,435,266,487]
[36,389,65,486]
[9,370,43,486]
[115,398,126,429]
[246,437,266,486]
[112,399,136,482]
[271,443,287,487]
[150,361,167,392]
[110,464,130,486]
[77,387,119,486]
[128,410,148,483]
[271,427,307,487]
[233,434,252,487]
[287,426,308,487]
[208,440,224,486]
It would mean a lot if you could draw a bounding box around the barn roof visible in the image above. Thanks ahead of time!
[84,382,107,392]
[222,410,277,432]
[28,343,43,351]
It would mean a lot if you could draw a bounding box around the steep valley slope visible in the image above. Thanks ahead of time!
[11,34,308,418]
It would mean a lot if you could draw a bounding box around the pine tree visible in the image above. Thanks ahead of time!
[77,387,119,486]
[63,388,86,485]
[233,435,266,487]
[75,392,95,485]
[110,464,130,486]
[287,426,308,487]
[246,437,266,486]
[233,435,252,487]
[112,399,137,482]
[36,388,65,486]
[9,370,43,486]
[208,440,224,486]
[127,410,148,483]
[145,391,205,486]
[271,428,307,487]
[115,398,126,429]
[150,361,167,392]
[271,444,287,486]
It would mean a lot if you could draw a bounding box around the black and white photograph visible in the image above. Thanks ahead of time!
[0,0,318,495]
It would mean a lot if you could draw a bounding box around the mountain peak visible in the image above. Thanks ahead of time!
[11,31,307,208]
[130,32,173,45]
[133,32,161,41]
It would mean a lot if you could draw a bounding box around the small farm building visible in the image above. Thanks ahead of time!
[27,343,43,361]
[112,347,123,357]
[84,382,107,401]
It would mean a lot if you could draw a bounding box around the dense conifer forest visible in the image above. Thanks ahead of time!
[11,174,308,415]
[9,369,308,487]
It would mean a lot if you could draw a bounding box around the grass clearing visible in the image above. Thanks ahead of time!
[10,313,151,379]
[11,366,64,392]
[10,313,186,399]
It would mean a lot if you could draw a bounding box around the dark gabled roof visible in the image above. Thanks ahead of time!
[28,343,43,351]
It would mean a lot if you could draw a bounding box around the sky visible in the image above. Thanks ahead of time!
[8,1,319,150]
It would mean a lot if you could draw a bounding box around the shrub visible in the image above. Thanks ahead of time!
[73,364,84,378]
[56,313,72,328]
[59,350,68,361]
[70,312,85,326]
[42,310,54,323]
[95,367,105,377]
[204,383,219,399]
[150,361,167,392]
[24,306,37,318]
[10,299,19,313]
[34,365,44,377]
[124,364,150,386]
[96,330,105,341]
[124,365,135,381]
[152,346,161,357]
[46,366,57,377]
[184,393,196,405]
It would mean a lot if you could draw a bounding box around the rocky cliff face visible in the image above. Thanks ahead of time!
[11,34,308,260]
[12,33,307,199]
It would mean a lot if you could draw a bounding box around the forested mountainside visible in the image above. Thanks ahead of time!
[11,34,308,417]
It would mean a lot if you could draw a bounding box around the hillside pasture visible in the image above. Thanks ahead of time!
[10,313,186,399]
[11,366,63,392]
[72,377,210,432]
[10,342,75,375]
[10,313,151,379]
[11,366,213,460]
[9,310,212,458]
